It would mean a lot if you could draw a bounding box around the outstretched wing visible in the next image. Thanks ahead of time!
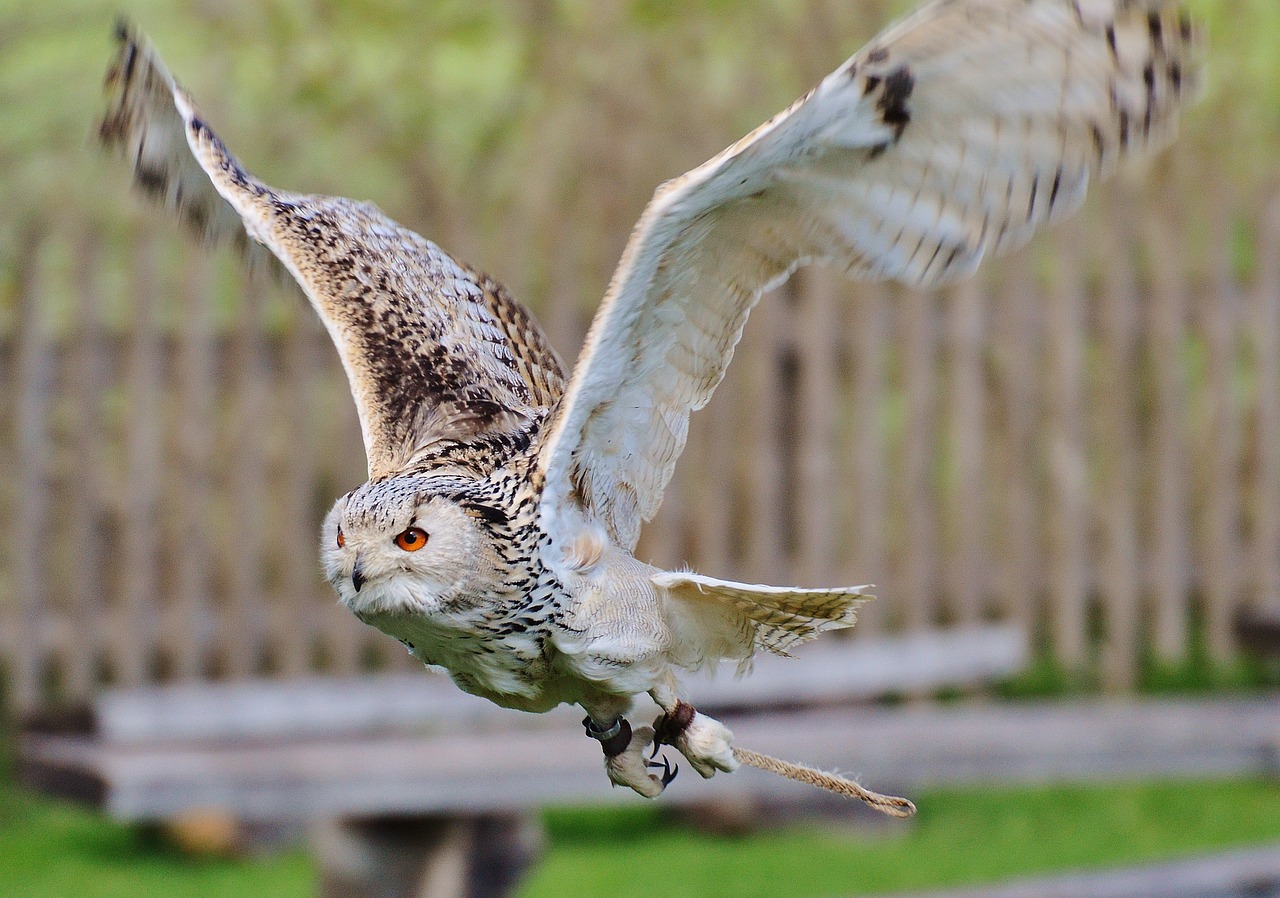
[100,24,566,480]
[537,0,1199,550]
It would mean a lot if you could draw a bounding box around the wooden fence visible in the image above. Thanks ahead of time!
[2,176,1278,712]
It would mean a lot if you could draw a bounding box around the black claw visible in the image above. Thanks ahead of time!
[648,753,679,786]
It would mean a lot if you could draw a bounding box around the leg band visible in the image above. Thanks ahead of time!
[653,700,695,745]
[583,716,632,758]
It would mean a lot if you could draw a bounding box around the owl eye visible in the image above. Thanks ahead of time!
[336,529,345,548]
[394,528,428,552]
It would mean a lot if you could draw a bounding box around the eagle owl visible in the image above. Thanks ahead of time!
[100,0,1198,798]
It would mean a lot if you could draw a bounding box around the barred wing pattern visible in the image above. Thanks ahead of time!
[537,0,1199,551]
[101,25,566,480]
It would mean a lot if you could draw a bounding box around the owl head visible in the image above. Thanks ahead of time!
[321,474,500,616]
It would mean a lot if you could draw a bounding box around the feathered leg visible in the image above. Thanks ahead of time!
[580,698,675,798]
[649,675,739,778]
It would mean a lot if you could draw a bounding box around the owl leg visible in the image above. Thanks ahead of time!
[581,702,675,799]
[650,678,740,779]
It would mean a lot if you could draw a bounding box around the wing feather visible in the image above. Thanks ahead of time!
[537,0,1200,549]
[100,24,566,479]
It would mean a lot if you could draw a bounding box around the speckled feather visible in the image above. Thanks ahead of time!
[101,24,566,481]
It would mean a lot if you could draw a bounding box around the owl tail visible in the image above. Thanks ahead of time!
[652,570,871,669]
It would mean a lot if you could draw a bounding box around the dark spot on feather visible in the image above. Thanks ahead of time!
[866,47,888,63]
[1048,167,1063,213]
[467,502,509,528]
[135,166,166,193]
[876,66,914,140]
[1179,13,1194,42]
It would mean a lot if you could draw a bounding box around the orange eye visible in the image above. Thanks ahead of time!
[336,529,345,548]
[394,528,428,552]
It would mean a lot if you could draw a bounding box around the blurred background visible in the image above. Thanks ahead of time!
[2,0,1280,896]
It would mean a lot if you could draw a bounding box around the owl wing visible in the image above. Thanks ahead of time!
[536,0,1199,551]
[100,24,566,480]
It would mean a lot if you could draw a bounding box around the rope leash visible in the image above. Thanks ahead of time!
[732,746,916,818]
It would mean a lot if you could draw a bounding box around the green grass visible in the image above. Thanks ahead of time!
[2,774,1277,898]
[522,779,1280,898]
[0,781,312,898]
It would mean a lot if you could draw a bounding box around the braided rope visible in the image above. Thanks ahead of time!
[732,747,916,818]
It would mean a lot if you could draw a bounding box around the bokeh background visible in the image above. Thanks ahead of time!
[2,0,1279,896]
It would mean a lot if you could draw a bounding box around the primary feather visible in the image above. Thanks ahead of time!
[536,0,1200,554]
[101,24,566,480]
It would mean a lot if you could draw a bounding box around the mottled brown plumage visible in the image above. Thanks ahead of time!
[101,0,1200,799]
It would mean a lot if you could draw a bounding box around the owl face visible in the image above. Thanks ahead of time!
[321,477,489,617]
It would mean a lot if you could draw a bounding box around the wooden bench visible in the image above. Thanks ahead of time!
[19,625,1030,898]
[19,622,1280,898]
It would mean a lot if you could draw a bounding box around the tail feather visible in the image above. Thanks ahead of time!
[654,570,872,668]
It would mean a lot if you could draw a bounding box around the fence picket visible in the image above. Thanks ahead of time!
[1199,196,1244,662]
[1247,201,1280,616]
[10,232,54,710]
[115,233,164,688]
[1043,221,1089,668]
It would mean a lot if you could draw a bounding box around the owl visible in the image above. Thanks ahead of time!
[100,0,1199,798]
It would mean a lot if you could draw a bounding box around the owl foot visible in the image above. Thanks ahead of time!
[654,701,739,779]
[583,716,675,798]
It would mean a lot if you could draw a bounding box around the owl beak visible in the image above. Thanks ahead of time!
[351,556,367,593]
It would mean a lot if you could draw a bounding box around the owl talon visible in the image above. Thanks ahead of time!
[647,753,679,786]
[601,723,667,798]
[654,701,739,779]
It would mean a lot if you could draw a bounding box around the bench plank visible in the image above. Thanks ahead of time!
[21,697,1280,821]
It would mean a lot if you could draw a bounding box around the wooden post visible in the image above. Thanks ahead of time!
[220,263,271,677]
[796,269,841,587]
[115,231,164,688]
[64,230,110,701]
[1043,223,1089,670]
[314,814,543,898]
[169,247,218,680]
[11,229,53,711]
[844,280,889,634]
[742,286,787,585]
[1198,195,1244,663]
[1247,198,1280,616]
[899,286,938,635]
[989,258,1041,631]
[1143,208,1190,663]
[276,289,324,677]
[1094,209,1141,690]
[941,276,986,626]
